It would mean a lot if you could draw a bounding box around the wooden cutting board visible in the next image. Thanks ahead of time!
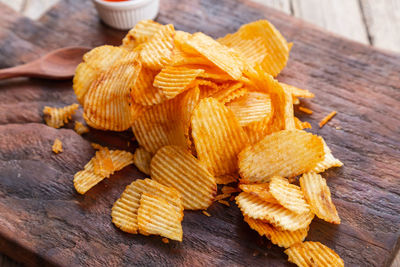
[0,0,399,266]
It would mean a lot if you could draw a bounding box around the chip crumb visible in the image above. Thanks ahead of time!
[298,106,313,114]
[319,111,337,128]
[335,126,342,130]
[221,186,240,194]
[215,193,231,201]
[162,238,169,244]
[52,138,63,154]
[91,143,104,150]
[218,200,230,207]
[74,121,89,135]
[202,211,211,217]
[252,250,260,257]
[229,195,235,201]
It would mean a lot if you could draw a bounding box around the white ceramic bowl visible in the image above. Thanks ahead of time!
[93,0,160,30]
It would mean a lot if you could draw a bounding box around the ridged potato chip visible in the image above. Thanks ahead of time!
[236,192,314,231]
[43,103,79,129]
[52,138,63,154]
[269,176,310,214]
[300,172,340,224]
[139,24,175,70]
[131,66,166,106]
[218,37,267,67]
[133,147,152,175]
[83,52,141,131]
[215,173,238,185]
[280,82,315,99]
[239,183,278,204]
[153,65,204,99]
[74,121,89,135]
[93,147,114,177]
[294,117,312,130]
[313,140,343,173]
[138,192,183,241]
[171,47,211,67]
[210,82,243,103]
[220,86,248,104]
[285,241,344,267]
[150,146,217,210]
[122,20,163,50]
[196,79,221,98]
[239,130,324,183]
[112,178,182,234]
[73,46,129,104]
[244,216,308,248]
[191,97,248,176]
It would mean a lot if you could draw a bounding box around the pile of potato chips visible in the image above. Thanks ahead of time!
[70,19,344,266]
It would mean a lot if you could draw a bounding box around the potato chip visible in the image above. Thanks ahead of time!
[196,79,221,98]
[215,193,231,201]
[73,46,130,104]
[138,192,183,241]
[133,147,152,175]
[52,138,63,154]
[185,32,243,80]
[210,82,243,103]
[110,149,134,171]
[280,83,315,99]
[226,91,272,127]
[139,24,175,70]
[221,186,240,194]
[285,241,344,267]
[180,86,200,149]
[74,121,89,135]
[171,47,211,67]
[150,146,217,210]
[218,37,267,67]
[112,178,182,234]
[83,52,141,131]
[122,20,163,50]
[269,176,310,214]
[91,143,104,150]
[215,174,238,185]
[238,183,278,204]
[191,97,248,176]
[153,66,204,99]
[236,192,314,231]
[43,103,79,129]
[218,200,230,206]
[244,216,308,248]
[93,147,114,178]
[300,172,340,224]
[294,117,312,130]
[220,86,248,104]
[313,140,343,173]
[131,66,167,106]
[239,130,324,183]
[73,168,104,195]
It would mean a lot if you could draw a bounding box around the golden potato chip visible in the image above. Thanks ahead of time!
[133,147,152,175]
[196,79,221,98]
[174,31,197,54]
[112,178,182,234]
[83,52,141,131]
[221,186,240,194]
[131,66,167,106]
[244,216,308,248]
[74,121,89,135]
[153,66,204,99]
[43,103,79,129]
[150,146,217,210]
[285,241,344,267]
[91,143,104,150]
[122,20,163,50]
[73,46,129,104]
[210,82,243,103]
[52,138,63,154]
[139,24,175,70]
[138,192,183,241]
[130,101,148,122]
[218,37,267,67]
[280,83,315,99]
[269,176,310,214]
[239,130,324,183]
[236,192,314,231]
[180,86,200,149]
[220,86,248,104]
[197,68,234,82]
[300,172,340,224]
[93,147,114,178]
[191,97,248,176]
[215,193,231,201]
[185,32,243,80]
[294,117,312,130]
[238,183,278,204]
[110,149,134,171]
[313,140,343,173]
[226,91,272,127]
[74,169,104,195]
[215,173,238,185]
[171,47,211,67]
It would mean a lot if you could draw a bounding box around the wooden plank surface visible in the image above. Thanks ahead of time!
[0,0,399,266]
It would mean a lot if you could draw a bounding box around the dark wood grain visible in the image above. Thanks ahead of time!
[0,0,399,266]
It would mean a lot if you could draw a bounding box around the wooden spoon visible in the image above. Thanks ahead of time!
[0,46,91,80]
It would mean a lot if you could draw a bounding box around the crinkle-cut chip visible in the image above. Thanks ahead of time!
[112,178,183,234]
[215,173,238,185]
[110,149,134,171]
[138,192,183,241]
[294,117,312,130]
[313,140,343,173]
[185,32,243,80]
[196,79,221,98]
[122,20,163,50]
[130,101,148,122]
[300,172,341,224]
[153,66,204,99]
[43,103,79,128]
[83,52,141,131]
[133,147,152,175]
[239,183,278,204]
[269,176,310,214]
[150,146,217,210]
[285,241,344,267]
[226,91,272,127]
[221,86,248,104]
[236,192,314,231]
[171,47,211,66]
[174,31,197,54]
[244,216,308,248]
[191,98,248,176]
[221,186,240,194]
[73,169,104,195]
[131,66,166,106]
[197,68,234,82]
[239,130,324,183]
[280,82,315,99]
[210,82,243,102]
[52,138,63,154]
[139,24,175,70]
[93,147,114,178]
[73,46,129,104]
[180,86,200,149]
[74,121,89,135]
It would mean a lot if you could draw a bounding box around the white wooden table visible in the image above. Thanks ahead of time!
[0,0,399,266]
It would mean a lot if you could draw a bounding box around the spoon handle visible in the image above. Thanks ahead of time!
[0,64,35,80]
